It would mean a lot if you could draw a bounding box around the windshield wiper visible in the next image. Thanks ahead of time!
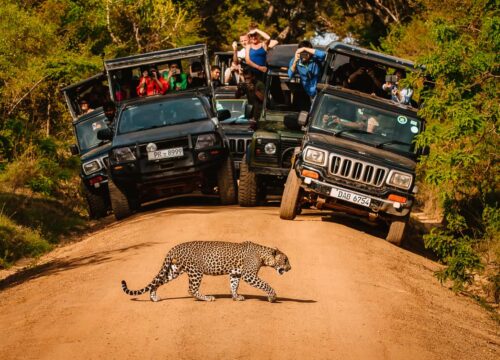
[376,140,411,148]
[333,129,370,137]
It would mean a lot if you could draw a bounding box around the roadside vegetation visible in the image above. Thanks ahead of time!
[0,0,498,306]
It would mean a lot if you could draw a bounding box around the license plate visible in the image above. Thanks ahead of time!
[330,186,371,207]
[147,147,184,161]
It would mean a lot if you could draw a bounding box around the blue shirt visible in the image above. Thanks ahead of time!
[288,49,326,97]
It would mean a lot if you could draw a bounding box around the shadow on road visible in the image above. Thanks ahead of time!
[130,294,316,303]
[319,211,439,261]
[0,242,159,292]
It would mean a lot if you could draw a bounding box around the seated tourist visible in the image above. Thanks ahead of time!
[136,66,169,96]
[211,65,222,88]
[382,69,414,105]
[188,61,207,88]
[164,62,188,91]
[78,99,93,116]
[224,62,242,85]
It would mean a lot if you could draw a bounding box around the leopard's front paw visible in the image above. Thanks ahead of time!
[267,293,277,303]
[206,295,216,302]
[232,295,245,301]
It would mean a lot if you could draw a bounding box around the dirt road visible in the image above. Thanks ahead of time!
[0,199,498,359]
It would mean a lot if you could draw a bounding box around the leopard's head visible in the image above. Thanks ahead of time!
[264,248,291,275]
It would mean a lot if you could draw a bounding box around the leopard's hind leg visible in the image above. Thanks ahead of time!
[187,269,215,301]
[229,270,245,301]
[149,261,182,302]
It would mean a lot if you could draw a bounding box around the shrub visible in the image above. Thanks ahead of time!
[0,214,52,268]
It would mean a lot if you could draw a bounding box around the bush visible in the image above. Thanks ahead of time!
[0,214,52,268]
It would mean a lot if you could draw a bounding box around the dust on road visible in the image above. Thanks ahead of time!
[0,200,498,359]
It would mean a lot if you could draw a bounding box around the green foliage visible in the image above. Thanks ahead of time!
[383,0,500,295]
[0,214,52,268]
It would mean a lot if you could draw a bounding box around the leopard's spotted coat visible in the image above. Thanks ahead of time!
[121,241,291,302]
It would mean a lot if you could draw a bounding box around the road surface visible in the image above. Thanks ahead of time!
[0,198,498,359]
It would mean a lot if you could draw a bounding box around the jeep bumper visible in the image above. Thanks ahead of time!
[299,173,413,218]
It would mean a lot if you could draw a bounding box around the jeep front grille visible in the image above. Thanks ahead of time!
[328,154,387,187]
[228,138,251,154]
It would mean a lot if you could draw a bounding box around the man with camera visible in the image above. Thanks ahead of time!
[236,67,265,129]
[288,40,326,99]
[136,67,169,96]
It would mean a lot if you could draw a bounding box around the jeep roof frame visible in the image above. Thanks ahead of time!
[61,72,107,120]
[104,44,212,103]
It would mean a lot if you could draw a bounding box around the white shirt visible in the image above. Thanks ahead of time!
[237,48,246,60]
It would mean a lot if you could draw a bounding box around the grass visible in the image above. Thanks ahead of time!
[0,192,87,268]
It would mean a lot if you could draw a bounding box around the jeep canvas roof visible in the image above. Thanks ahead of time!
[326,42,416,71]
[104,44,207,71]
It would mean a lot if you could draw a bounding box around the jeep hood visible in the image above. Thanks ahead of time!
[113,119,217,147]
[307,132,416,171]
[80,142,112,162]
[221,123,254,137]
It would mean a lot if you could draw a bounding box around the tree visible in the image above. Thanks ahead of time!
[386,0,499,298]
[105,0,201,54]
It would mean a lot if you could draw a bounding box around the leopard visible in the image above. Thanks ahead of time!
[121,240,291,302]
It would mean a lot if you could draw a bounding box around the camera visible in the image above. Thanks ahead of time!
[385,74,398,83]
[300,51,310,61]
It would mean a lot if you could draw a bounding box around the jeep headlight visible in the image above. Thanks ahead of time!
[264,142,277,155]
[195,134,217,149]
[113,147,136,162]
[82,160,102,175]
[303,147,327,166]
[386,170,413,190]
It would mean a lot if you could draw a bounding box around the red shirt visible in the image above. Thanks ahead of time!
[136,76,169,96]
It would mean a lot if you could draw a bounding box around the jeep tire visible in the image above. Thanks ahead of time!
[108,179,134,220]
[280,168,301,220]
[386,220,407,246]
[238,154,259,207]
[83,184,108,219]
[217,156,237,205]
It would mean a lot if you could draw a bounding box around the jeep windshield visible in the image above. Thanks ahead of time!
[216,99,249,124]
[75,114,109,152]
[118,97,209,134]
[311,94,422,154]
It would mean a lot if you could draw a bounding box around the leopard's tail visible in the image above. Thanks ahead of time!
[121,258,175,297]
[121,280,153,296]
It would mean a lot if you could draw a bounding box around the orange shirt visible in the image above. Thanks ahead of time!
[136,76,169,96]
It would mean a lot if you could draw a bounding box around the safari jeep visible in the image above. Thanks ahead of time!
[238,44,317,206]
[98,44,236,220]
[62,72,112,219]
[279,43,426,246]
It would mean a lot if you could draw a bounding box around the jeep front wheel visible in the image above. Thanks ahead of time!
[238,154,258,207]
[386,220,407,246]
[279,168,301,220]
[108,180,134,220]
[83,185,108,219]
[217,156,237,205]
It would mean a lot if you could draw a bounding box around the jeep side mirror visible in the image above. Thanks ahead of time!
[97,128,113,141]
[298,111,309,127]
[69,144,79,156]
[244,104,254,120]
[217,109,231,121]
